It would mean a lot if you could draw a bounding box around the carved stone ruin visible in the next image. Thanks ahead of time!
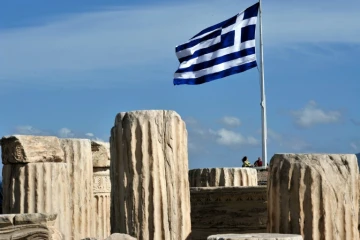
[110,110,191,240]
[190,186,267,240]
[1,136,95,240]
[91,140,111,239]
[268,154,359,240]
[1,135,71,238]
[0,213,62,240]
[189,168,258,187]
[207,233,303,240]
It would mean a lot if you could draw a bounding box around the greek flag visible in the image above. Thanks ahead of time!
[173,2,259,85]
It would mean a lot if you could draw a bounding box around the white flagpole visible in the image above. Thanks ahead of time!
[258,0,268,168]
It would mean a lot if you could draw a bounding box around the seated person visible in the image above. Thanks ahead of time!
[242,156,252,167]
[254,157,263,167]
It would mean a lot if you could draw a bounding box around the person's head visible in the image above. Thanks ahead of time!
[242,156,248,162]
[258,157,262,161]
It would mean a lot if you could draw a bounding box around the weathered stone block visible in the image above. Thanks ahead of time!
[0,135,64,164]
[189,168,258,187]
[190,186,267,240]
[92,141,110,167]
[268,154,359,240]
[207,233,303,240]
[110,110,191,240]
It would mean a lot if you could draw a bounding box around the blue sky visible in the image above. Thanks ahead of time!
[0,0,360,171]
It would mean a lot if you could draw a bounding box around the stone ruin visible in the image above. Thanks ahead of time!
[0,135,111,239]
[0,109,359,240]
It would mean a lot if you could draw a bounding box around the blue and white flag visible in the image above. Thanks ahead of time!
[173,2,259,85]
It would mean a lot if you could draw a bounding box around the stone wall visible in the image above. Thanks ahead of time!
[189,168,258,187]
[190,186,267,240]
[256,169,268,185]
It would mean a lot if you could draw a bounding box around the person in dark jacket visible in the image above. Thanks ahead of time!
[254,157,263,167]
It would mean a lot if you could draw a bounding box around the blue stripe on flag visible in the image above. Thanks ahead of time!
[173,60,257,85]
[190,15,237,40]
[243,2,259,20]
[178,30,235,63]
[176,29,221,52]
[176,47,255,73]
[241,25,256,43]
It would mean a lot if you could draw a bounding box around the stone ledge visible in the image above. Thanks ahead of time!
[0,213,57,227]
[1,135,64,164]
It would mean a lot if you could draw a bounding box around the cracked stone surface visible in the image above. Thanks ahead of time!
[268,153,359,240]
[110,110,191,240]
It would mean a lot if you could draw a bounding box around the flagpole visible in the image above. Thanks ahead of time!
[258,0,268,168]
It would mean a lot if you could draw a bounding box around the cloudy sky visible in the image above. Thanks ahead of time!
[1,0,359,171]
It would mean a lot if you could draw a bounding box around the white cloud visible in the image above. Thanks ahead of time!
[13,125,104,142]
[14,125,47,135]
[184,117,198,126]
[290,100,341,128]
[210,128,258,147]
[351,142,358,151]
[220,116,241,127]
[57,128,75,138]
[263,128,311,152]
[1,1,360,83]
[267,128,282,142]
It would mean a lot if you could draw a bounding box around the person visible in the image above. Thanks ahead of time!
[254,157,263,167]
[242,156,252,167]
